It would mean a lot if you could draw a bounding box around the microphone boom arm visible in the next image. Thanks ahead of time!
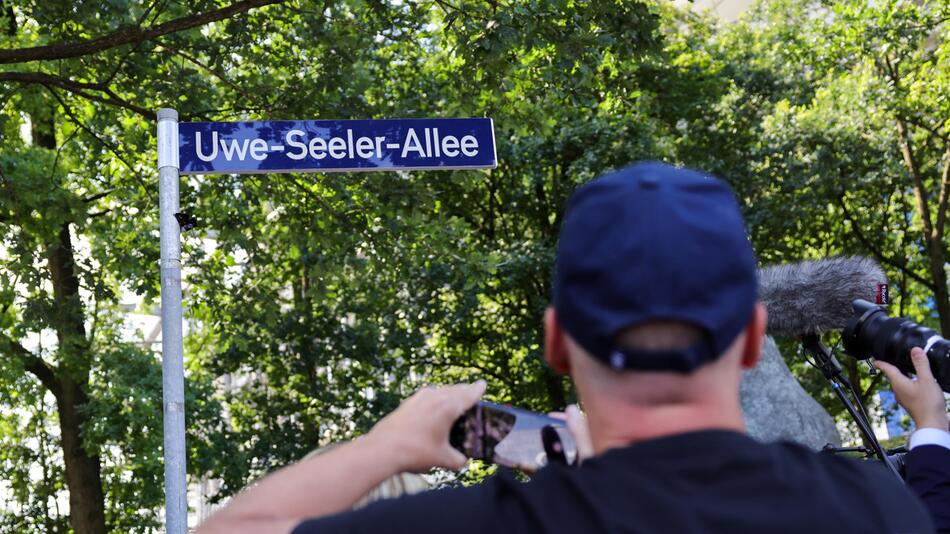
[799,334,903,482]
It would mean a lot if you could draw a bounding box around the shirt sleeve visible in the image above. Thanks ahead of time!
[909,427,950,451]
[904,444,950,532]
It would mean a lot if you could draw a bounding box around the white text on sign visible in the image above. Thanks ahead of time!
[195,128,480,162]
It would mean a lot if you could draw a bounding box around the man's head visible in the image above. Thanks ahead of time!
[545,162,767,448]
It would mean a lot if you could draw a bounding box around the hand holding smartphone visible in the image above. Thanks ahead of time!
[449,401,577,472]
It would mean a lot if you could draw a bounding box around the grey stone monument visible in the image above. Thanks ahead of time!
[741,336,841,450]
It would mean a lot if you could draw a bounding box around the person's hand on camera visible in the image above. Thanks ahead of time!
[874,348,949,431]
[549,404,595,463]
[366,381,486,473]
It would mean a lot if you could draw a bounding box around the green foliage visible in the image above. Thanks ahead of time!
[652,0,950,433]
[1,0,664,528]
[3,0,950,530]
[0,379,68,532]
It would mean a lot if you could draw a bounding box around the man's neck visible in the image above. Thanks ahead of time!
[587,401,746,455]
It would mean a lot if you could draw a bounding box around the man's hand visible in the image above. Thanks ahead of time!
[549,404,595,463]
[367,381,486,473]
[874,348,949,430]
[197,381,486,533]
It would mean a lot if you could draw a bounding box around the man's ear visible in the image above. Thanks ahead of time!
[544,307,571,375]
[741,302,767,369]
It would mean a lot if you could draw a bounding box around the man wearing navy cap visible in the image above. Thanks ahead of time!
[199,162,935,533]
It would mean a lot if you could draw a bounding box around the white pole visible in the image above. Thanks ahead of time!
[157,108,187,534]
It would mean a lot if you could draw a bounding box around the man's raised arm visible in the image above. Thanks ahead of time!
[196,381,485,534]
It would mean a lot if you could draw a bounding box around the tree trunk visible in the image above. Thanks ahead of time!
[925,245,950,335]
[47,224,107,534]
[57,377,107,534]
[543,368,567,410]
[33,105,108,534]
[896,119,950,334]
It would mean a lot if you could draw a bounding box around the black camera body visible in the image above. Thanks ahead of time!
[842,299,950,392]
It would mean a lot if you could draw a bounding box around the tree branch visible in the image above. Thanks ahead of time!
[282,175,390,254]
[0,333,61,398]
[87,209,113,219]
[0,71,151,118]
[896,118,935,238]
[45,88,155,209]
[1,0,16,37]
[82,190,115,204]
[876,55,942,242]
[157,43,270,111]
[862,370,885,401]
[46,88,143,180]
[0,0,286,64]
[934,143,950,242]
[414,358,514,388]
[902,114,949,145]
[836,194,934,289]
[0,71,105,91]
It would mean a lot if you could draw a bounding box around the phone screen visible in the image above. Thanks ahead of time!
[450,401,576,470]
[449,401,516,460]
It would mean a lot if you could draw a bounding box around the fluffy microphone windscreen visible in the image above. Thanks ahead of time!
[758,256,887,337]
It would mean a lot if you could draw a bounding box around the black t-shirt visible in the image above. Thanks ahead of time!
[293,430,934,533]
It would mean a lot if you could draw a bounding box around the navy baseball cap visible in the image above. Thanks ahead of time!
[553,162,758,373]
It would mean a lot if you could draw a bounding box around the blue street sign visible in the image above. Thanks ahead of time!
[177,118,496,175]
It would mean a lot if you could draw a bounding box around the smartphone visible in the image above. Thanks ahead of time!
[449,401,577,471]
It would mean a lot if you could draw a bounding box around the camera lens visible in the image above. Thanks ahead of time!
[842,299,950,392]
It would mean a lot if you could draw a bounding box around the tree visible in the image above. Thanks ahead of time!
[639,0,950,428]
[14,0,937,528]
[742,0,950,335]
[182,0,664,494]
[0,1,288,531]
[2,0,666,528]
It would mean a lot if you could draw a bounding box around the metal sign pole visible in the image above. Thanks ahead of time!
[157,108,187,534]
[155,113,495,533]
